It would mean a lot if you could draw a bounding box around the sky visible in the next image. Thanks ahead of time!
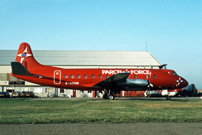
[0,0,202,89]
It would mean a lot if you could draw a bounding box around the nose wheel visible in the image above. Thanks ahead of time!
[166,96,171,100]
[164,89,172,100]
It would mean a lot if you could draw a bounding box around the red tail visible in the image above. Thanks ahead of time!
[15,42,41,70]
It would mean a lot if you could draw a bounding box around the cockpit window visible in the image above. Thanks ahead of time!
[172,72,177,76]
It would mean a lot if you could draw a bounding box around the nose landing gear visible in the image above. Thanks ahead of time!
[165,89,172,100]
[166,96,171,100]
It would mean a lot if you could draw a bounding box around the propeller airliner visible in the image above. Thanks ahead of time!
[11,43,188,100]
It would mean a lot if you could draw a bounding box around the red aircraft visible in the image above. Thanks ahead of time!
[11,43,188,100]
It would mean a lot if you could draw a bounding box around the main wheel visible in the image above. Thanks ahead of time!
[108,95,115,100]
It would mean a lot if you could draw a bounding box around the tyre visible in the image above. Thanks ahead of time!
[108,95,114,100]
[166,96,171,100]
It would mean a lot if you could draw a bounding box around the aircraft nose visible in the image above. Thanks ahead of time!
[175,76,188,88]
[180,77,188,88]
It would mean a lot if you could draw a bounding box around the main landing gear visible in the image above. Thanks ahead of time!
[103,89,115,100]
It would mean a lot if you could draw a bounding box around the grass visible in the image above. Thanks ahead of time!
[0,98,202,124]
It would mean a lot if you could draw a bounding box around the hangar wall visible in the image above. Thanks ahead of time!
[0,50,161,97]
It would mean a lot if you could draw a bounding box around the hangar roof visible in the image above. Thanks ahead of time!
[0,50,161,67]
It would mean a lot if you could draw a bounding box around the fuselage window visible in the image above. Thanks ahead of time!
[153,75,157,79]
[99,74,103,79]
[77,74,81,79]
[146,75,149,79]
[106,74,109,78]
[64,74,68,79]
[172,72,177,76]
[134,75,137,79]
[92,74,95,79]
[70,74,74,79]
[84,74,87,79]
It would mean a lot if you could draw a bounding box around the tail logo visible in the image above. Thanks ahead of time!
[17,47,32,63]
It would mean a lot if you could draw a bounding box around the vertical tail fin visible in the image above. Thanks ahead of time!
[15,42,41,70]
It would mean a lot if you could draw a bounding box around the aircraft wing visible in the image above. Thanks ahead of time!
[93,72,130,89]
[93,72,149,91]
[100,72,130,83]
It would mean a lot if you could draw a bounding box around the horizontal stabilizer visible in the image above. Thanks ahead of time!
[11,61,66,83]
[11,62,31,75]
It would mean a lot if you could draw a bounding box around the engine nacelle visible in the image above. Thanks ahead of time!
[117,79,149,90]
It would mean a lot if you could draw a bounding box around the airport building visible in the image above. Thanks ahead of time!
[0,49,161,97]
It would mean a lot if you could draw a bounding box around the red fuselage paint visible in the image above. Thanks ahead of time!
[11,43,188,92]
